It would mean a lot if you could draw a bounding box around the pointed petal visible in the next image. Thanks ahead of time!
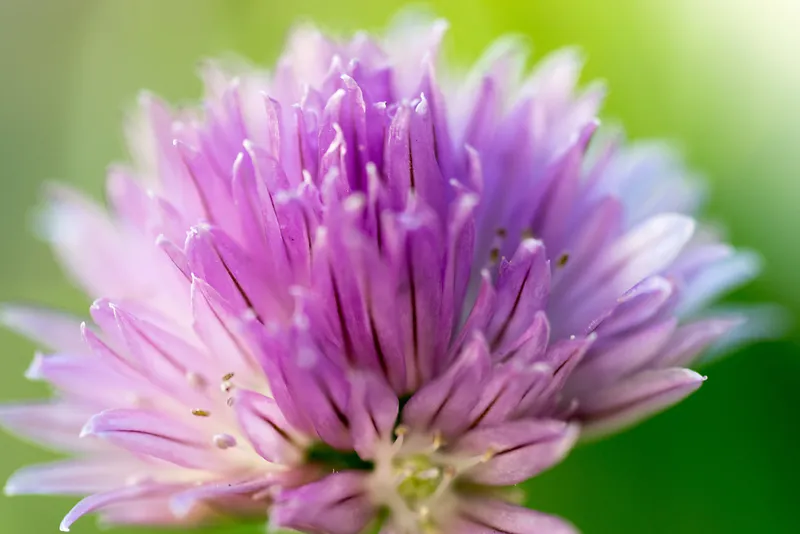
[5,458,144,496]
[567,318,677,394]
[455,420,579,485]
[0,402,99,452]
[656,317,742,368]
[81,409,217,470]
[579,368,706,439]
[234,390,305,464]
[0,305,86,354]
[454,498,578,534]
[169,477,276,518]
[487,239,550,353]
[60,482,184,532]
[272,472,374,534]
[402,334,490,437]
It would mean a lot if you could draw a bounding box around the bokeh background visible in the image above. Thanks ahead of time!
[1,1,798,533]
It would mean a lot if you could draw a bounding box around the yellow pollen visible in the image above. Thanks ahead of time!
[431,431,444,451]
[191,409,210,417]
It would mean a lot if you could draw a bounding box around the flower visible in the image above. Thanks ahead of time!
[0,16,758,534]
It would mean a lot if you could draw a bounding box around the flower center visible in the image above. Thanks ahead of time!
[394,453,445,509]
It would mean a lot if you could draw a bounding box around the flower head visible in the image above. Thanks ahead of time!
[0,16,757,534]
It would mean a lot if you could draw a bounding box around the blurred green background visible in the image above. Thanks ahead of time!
[1,0,798,533]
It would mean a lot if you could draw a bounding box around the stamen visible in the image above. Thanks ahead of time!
[431,431,444,452]
[392,425,408,454]
[557,252,570,267]
[213,433,237,449]
[222,372,235,381]
[191,409,211,417]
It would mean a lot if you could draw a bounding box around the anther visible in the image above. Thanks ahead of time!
[213,433,237,449]
[191,409,211,417]
[431,431,444,452]
[222,372,235,381]
[557,252,570,267]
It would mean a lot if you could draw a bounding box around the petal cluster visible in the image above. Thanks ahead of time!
[0,18,757,534]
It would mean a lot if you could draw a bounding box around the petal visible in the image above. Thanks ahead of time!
[185,224,285,321]
[487,239,550,354]
[589,276,675,336]
[190,276,262,378]
[0,402,99,452]
[5,458,144,496]
[566,318,677,394]
[234,390,305,464]
[676,248,761,316]
[453,498,578,534]
[268,318,352,449]
[382,201,448,388]
[578,368,706,439]
[272,472,374,534]
[0,305,87,355]
[517,335,594,417]
[348,371,399,459]
[40,184,188,318]
[556,213,694,334]
[454,420,579,485]
[169,477,276,518]
[655,317,741,368]
[493,311,550,365]
[60,482,184,532]
[402,334,491,437]
[81,408,217,470]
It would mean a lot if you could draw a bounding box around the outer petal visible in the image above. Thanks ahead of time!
[60,482,186,532]
[454,420,579,485]
[81,409,218,470]
[5,459,143,496]
[452,498,579,534]
[402,334,491,437]
[348,371,399,459]
[578,368,706,439]
[0,305,87,355]
[233,390,305,464]
[0,402,100,453]
[487,239,550,353]
[271,471,375,534]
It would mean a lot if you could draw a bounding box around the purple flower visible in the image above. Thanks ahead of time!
[0,17,758,534]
